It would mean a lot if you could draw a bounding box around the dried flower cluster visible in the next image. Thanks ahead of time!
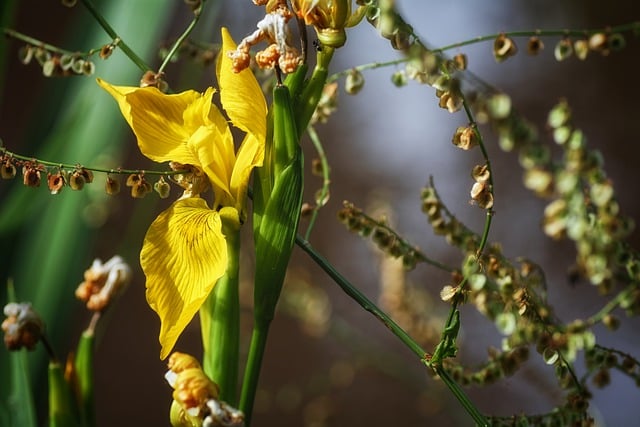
[165,352,244,427]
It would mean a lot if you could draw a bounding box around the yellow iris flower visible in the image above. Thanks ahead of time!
[97,28,267,359]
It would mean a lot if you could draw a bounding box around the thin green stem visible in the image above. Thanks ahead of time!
[0,146,186,176]
[239,324,269,426]
[79,0,151,72]
[200,224,241,405]
[351,206,455,273]
[296,235,424,357]
[431,22,640,54]
[587,285,634,326]
[2,28,103,57]
[295,235,488,425]
[157,1,206,74]
[304,125,330,240]
[461,96,493,258]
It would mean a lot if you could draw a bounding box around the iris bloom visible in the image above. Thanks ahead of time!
[98,28,267,359]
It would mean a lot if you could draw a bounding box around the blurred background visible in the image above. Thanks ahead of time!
[1,1,640,425]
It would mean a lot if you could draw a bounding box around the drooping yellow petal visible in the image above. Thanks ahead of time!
[141,198,228,359]
[98,78,204,166]
[218,28,267,144]
[124,87,204,165]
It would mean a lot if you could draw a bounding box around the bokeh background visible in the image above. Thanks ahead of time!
[2,1,640,426]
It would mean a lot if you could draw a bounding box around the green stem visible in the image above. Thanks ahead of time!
[296,235,488,425]
[587,285,634,325]
[434,366,489,426]
[304,125,330,240]
[79,0,151,72]
[157,0,205,74]
[238,323,269,426]
[0,146,186,176]
[200,222,240,405]
[296,235,424,358]
[2,28,102,57]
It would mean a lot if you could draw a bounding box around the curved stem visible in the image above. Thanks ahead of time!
[157,1,206,74]
[304,125,330,240]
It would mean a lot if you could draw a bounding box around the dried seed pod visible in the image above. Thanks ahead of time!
[493,34,518,62]
[554,38,573,61]
[345,69,365,95]
[1,160,16,179]
[588,32,608,53]
[47,171,66,194]
[69,170,86,190]
[131,180,152,198]
[105,175,121,195]
[453,53,467,70]
[452,126,478,150]
[18,45,34,65]
[154,176,171,199]
[527,36,544,55]
[22,163,42,187]
[574,39,589,60]
[99,42,117,59]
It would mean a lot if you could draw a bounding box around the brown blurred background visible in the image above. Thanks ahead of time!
[2,1,640,426]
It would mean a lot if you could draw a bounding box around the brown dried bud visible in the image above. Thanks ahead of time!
[47,171,66,194]
[69,170,86,190]
[105,175,121,195]
[527,36,544,55]
[131,181,152,198]
[154,176,171,199]
[453,53,467,70]
[452,126,478,150]
[140,70,167,91]
[22,163,43,187]
[1,159,17,179]
[99,43,116,59]
[493,34,517,62]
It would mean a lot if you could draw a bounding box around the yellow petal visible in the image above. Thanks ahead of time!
[96,78,137,123]
[231,133,265,208]
[98,78,207,166]
[141,198,228,359]
[124,87,204,165]
[217,28,267,143]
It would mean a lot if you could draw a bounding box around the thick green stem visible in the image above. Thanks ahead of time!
[238,323,270,426]
[199,222,240,405]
